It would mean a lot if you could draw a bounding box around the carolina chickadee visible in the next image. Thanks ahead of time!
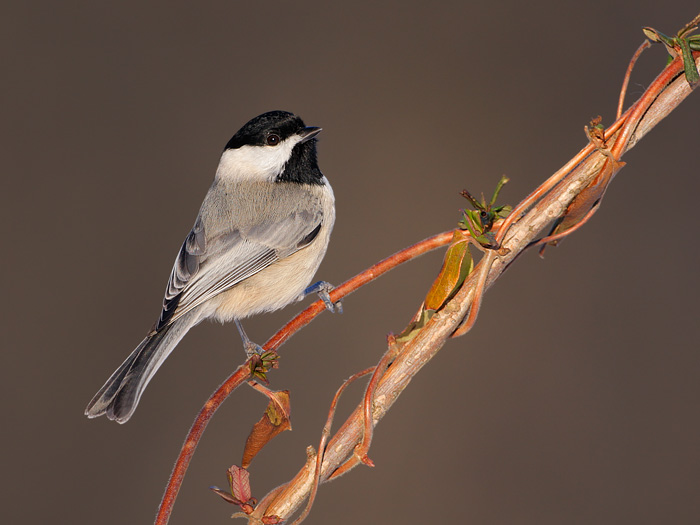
[85,111,336,423]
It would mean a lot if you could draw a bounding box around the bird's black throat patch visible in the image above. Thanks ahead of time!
[276,139,325,185]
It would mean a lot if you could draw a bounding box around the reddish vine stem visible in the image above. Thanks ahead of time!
[492,115,622,247]
[329,335,401,478]
[496,54,685,251]
[154,230,454,524]
[265,231,455,350]
[611,56,683,159]
[154,364,251,525]
[553,55,686,249]
[534,203,600,248]
[290,367,375,525]
[450,249,497,338]
[617,40,651,120]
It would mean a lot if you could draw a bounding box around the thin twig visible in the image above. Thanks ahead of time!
[265,231,455,351]
[290,367,374,525]
[450,249,497,338]
[492,112,626,248]
[154,364,251,525]
[617,40,651,119]
[329,335,401,479]
[534,203,600,250]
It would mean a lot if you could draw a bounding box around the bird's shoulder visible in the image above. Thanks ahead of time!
[198,179,326,241]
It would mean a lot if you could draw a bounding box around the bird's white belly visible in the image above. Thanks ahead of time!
[208,238,329,321]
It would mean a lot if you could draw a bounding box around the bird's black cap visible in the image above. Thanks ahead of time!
[224,110,308,150]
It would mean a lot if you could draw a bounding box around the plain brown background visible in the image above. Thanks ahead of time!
[3,2,699,524]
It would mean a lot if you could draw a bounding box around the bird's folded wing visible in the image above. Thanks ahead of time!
[156,207,323,329]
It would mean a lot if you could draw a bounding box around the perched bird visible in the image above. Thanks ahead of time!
[85,111,336,423]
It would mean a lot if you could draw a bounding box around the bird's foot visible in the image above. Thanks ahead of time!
[243,340,265,358]
[304,281,343,313]
[235,319,266,358]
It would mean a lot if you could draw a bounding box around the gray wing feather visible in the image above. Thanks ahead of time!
[157,193,323,328]
[165,217,205,300]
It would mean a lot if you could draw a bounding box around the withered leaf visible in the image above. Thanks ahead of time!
[241,391,292,468]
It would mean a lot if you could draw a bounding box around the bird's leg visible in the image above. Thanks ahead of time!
[235,319,265,357]
[304,281,343,313]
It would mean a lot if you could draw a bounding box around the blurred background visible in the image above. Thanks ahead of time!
[3,2,699,524]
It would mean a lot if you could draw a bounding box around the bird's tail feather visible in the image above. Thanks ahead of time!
[85,312,198,423]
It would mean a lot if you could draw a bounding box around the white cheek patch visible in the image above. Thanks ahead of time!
[216,135,303,182]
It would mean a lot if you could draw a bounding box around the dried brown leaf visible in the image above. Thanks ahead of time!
[241,391,292,468]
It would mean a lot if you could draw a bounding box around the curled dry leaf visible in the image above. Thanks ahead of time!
[242,390,292,469]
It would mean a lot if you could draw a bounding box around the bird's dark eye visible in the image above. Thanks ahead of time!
[266,134,280,146]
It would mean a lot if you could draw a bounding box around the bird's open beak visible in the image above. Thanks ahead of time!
[299,126,322,143]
